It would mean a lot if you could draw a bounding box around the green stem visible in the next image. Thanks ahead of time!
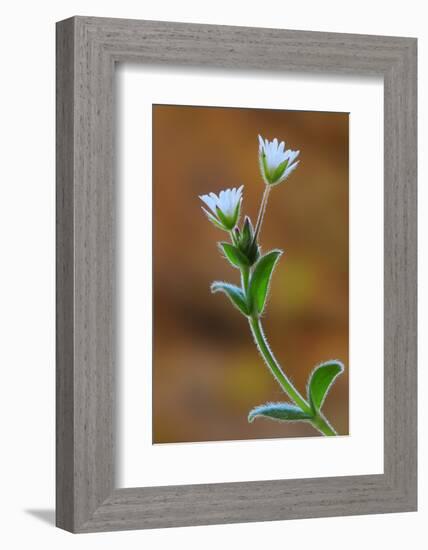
[312,414,337,437]
[241,265,249,293]
[248,315,337,437]
[253,186,271,243]
[230,230,250,293]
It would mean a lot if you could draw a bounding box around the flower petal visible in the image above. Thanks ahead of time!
[279,160,300,182]
[201,207,226,230]
[286,150,300,165]
[199,193,218,214]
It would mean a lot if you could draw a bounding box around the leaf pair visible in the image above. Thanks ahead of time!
[219,222,259,270]
[211,249,282,317]
[248,360,344,423]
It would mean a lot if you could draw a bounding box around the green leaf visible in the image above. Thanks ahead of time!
[247,241,260,265]
[248,249,282,315]
[201,207,226,231]
[215,206,233,230]
[211,281,249,316]
[261,152,272,184]
[240,216,254,250]
[232,199,241,227]
[233,227,241,245]
[271,158,288,184]
[308,360,344,413]
[248,402,313,423]
[220,242,250,269]
[235,217,259,266]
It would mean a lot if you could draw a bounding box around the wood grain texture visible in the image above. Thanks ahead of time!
[56,18,75,531]
[56,16,417,533]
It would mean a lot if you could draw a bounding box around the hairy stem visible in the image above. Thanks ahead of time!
[234,193,337,436]
[248,316,337,437]
[241,266,249,293]
[230,230,250,292]
[253,186,271,243]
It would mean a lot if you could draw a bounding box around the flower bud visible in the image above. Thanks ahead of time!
[236,216,260,266]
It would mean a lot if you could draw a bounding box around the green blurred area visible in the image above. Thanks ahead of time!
[152,104,349,443]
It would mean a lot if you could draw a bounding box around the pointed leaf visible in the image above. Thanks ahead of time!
[248,249,282,315]
[247,241,260,266]
[219,242,250,269]
[240,216,254,250]
[211,281,249,316]
[271,158,288,183]
[233,227,241,245]
[308,360,344,413]
[248,402,313,423]
[201,207,226,231]
[261,153,272,184]
[215,206,233,230]
[232,199,242,227]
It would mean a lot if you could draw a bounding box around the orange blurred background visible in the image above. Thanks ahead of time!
[152,104,349,443]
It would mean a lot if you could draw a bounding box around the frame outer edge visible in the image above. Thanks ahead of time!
[56,16,418,533]
[73,15,116,531]
[56,16,76,532]
[383,39,417,511]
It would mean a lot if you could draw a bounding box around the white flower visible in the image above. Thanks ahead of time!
[199,186,243,230]
[258,135,300,185]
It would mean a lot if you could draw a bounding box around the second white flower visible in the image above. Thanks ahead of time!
[199,185,244,231]
[258,135,300,186]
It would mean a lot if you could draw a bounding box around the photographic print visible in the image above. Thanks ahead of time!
[153,104,349,443]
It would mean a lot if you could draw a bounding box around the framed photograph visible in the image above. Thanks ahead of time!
[56,16,417,532]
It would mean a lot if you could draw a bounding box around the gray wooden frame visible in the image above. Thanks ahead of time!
[56,16,417,533]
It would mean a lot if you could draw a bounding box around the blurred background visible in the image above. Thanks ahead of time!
[152,104,349,443]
